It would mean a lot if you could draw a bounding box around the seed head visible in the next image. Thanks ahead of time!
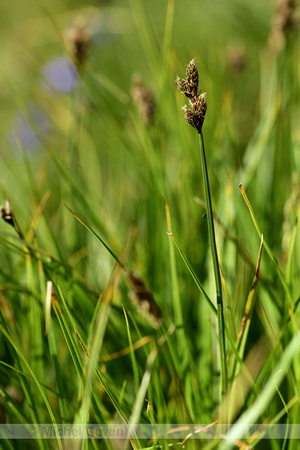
[0,199,24,239]
[186,58,199,97]
[176,59,199,99]
[126,269,162,329]
[269,0,298,52]
[66,17,91,65]
[0,200,14,227]
[175,76,189,96]
[131,76,155,125]
[176,59,207,134]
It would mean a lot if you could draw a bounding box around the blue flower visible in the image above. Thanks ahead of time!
[42,56,78,93]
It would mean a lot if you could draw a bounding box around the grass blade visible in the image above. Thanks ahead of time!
[239,183,297,333]
[236,234,264,361]
[164,199,188,366]
[222,331,300,449]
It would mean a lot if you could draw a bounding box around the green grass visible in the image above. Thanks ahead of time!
[0,0,300,449]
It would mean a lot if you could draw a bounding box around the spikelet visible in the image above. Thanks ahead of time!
[66,17,91,65]
[176,59,207,134]
[125,269,162,329]
[269,0,299,52]
[0,199,24,239]
[131,76,155,125]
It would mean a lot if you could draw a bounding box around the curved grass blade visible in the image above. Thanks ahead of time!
[65,204,162,329]
[239,184,297,332]
[73,261,123,448]
[274,369,289,449]
[64,203,122,266]
[236,234,264,361]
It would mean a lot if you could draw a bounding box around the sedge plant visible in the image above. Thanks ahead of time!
[176,59,228,396]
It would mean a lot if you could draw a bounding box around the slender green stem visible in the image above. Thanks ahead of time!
[199,132,228,395]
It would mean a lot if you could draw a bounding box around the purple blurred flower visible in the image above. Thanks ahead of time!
[10,107,49,151]
[42,56,78,93]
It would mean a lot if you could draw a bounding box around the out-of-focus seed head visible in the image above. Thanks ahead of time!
[226,43,246,76]
[66,17,91,65]
[0,200,14,227]
[126,270,162,329]
[269,0,299,52]
[0,199,24,239]
[131,76,155,125]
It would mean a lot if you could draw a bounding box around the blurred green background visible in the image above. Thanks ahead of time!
[0,0,299,447]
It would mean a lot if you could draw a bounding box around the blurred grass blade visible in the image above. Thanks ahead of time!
[236,234,264,361]
[166,231,216,314]
[52,288,109,425]
[239,184,297,332]
[274,369,289,449]
[99,336,153,362]
[48,150,107,235]
[74,262,122,447]
[222,331,300,449]
[43,283,70,424]
[128,0,159,82]
[123,306,140,393]
[238,93,278,188]
[166,229,250,374]
[66,204,162,329]
[285,209,300,287]
[125,333,168,448]
[159,0,175,92]
[52,293,85,380]
[88,68,130,104]
[0,323,62,450]
[164,199,188,366]
[64,203,122,266]
[220,265,236,340]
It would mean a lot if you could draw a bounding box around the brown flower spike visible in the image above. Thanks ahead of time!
[66,17,91,66]
[268,0,298,52]
[131,75,155,125]
[176,59,207,134]
[0,199,24,239]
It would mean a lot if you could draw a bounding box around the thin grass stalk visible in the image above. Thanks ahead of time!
[199,132,228,395]
[125,334,167,448]
[123,306,140,393]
